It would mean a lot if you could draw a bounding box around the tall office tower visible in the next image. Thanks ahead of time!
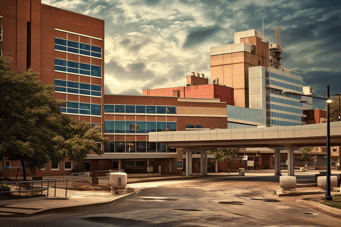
[0,0,105,135]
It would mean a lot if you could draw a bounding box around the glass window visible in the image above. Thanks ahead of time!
[148,160,155,167]
[80,43,90,50]
[157,143,166,152]
[177,161,183,169]
[68,41,79,48]
[136,161,145,169]
[55,66,66,71]
[157,106,166,114]
[115,142,125,153]
[80,109,90,115]
[80,50,90,56]
[55,59,66,66]
[68,47,79,54]
[126,105,135,113]
[80,63,90,70]
[55,38,66,46]
[91,65,101,77]
[91,46,102,53]
[68,67,78,74]
[67,102,79,108]
[126,142,135,153]
[55,45,66,51]
[136,121,146,133]
[65,161,72,170]
[67,81,79,88]
[67,108,78,114]
[146,106,156,113]
[167,106,176,114]
[55,87,66,92]
[136,105,145,113]
[125,161,134,169]
[91,52,101,58]
[80,83,90,90]
[115,105,125,113]
[80,103,90,110]
[91,85,101,91]
[126,121,136,133]
[80,90,90,95]
[137,142,146,153]
[80,70,91,75]
[186,125,195,128]
[112,161,118,169]
[68,61,79,68]
[91,104,101,116]
[55,79,66,87]
[167,122,176,131]
[168,146,176,153]
[91,91,101,97]
[115,121,125,133]
[147,122,156,132]
[147,142,156,152]
[104,105,115,113]
[51,162,59,170]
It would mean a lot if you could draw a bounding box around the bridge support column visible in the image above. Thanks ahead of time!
[287,147,295,176]
[200,152,204,175]
[274,149,281,176]
[203,151,208,176]
[215,159,219,173]
[185,151,190,176]
[189,151,193,175]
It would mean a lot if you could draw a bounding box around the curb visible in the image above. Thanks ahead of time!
[127,175,204,184]
[296,199,341,217]
[0,190,138,218]
[0,195,47,205]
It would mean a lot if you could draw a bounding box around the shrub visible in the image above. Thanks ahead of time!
[72,164,86,173]
[0,184,10,198]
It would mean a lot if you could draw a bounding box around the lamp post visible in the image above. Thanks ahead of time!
[282,85,333,200]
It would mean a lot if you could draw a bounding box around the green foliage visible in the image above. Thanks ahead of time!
[207,159,215,169]
[72,164,86,173]
[301,147,312,162]
[209,148,239,161]
[0,57,108,180]
[330,96,340,122]
[0,184,10,192]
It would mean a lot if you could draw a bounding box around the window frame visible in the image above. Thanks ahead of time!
[51,162,60,171]
[64,161,72,170]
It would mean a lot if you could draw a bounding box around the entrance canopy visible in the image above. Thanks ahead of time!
[149,122,341,150]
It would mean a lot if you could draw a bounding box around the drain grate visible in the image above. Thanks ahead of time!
[218,201,244,205]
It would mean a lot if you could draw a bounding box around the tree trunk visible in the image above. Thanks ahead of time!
[20,157,27,181]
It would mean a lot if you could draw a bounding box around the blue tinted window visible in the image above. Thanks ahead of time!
[67,81,79,88]
[80,109,90,115]
[55,59,66,66]
[80,103,90,110]
[80,90,90,95]
[147,122,156,133]
[105,121,115,133]
[186,125,195,128]
[115,121,125,133]
[126,105,135,113]
[91,104,101,116]
[55,45,66,51]
[91,85,101,91]
[80,43,90,50]
[126,121,136,133]
[136,121,146,133]
[67,68,78,74]
[157,106,166,114]
[55,79,66,87]
[91,46,101,53]
[167,122,176,131]
[55,38,66,45]
[157,122,166,132]
[55,66,66,71]
[67,108,78,114]
[55,87,66,92]
[146,106,156,113]
[80,63,90,70]
[91,66,101,77]
[91,91,101,96]
[115,105,125,113]
[104,105,115,113]
[91,52,101,58]
[67,102,79,108]
[60,108,66,113]
[67,47,79,54]
[80,70,90,75]
[80,83,90,90]
[68,41,79,48]
[167,106,176,114]
[67,88,78,94]
[80,50,90,56]
[136,105,145,113]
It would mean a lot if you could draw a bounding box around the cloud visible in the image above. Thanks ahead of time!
[104,82,113,95]
[182,26,220,49]
[118,88,142,96]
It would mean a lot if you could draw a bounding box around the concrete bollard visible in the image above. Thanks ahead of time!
[317,176,338,190]
[280,176,297,190]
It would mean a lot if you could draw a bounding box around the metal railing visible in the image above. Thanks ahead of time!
[0,179,69,200]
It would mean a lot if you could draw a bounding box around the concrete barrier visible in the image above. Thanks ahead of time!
[317,176,338,189]
[280,176,297,190]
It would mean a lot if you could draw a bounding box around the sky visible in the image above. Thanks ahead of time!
[42,0,341,109]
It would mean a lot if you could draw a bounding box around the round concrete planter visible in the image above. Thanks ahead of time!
[317,176,338,190]
[280,176,297,190]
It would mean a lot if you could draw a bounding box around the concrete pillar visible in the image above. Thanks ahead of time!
[188,151,193,175]
[185,151,189,176]
[118,160,121,171]
[287,147,295,176]
[215,159,218,173]
[200,152,204,175]
[274,149,281,176]
[203,151,208,175]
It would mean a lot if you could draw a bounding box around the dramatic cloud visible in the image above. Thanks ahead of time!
[42,0,341,109]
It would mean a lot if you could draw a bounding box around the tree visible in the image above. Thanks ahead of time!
[210,148,239,174]
[301,147,311,162]
[0,57,108,180]
[330,96,340,122]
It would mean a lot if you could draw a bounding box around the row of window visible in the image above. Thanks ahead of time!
[54,79,101,97]
[268,104,303,114]
[267,88,301,100]
[269,96,302,107]
[104,141,176,153]
[269,72,303,86]
[271,120,301,126]
[185,125,203,128]
[55,38,102,58]
[268,79,303,92]
[104,105,176,114]
[104,121,176,133]
[59,101,101,116]
[270,112,302,121]
[55,59,102,77]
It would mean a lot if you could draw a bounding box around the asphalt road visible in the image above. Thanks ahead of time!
[1,176,341,227]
